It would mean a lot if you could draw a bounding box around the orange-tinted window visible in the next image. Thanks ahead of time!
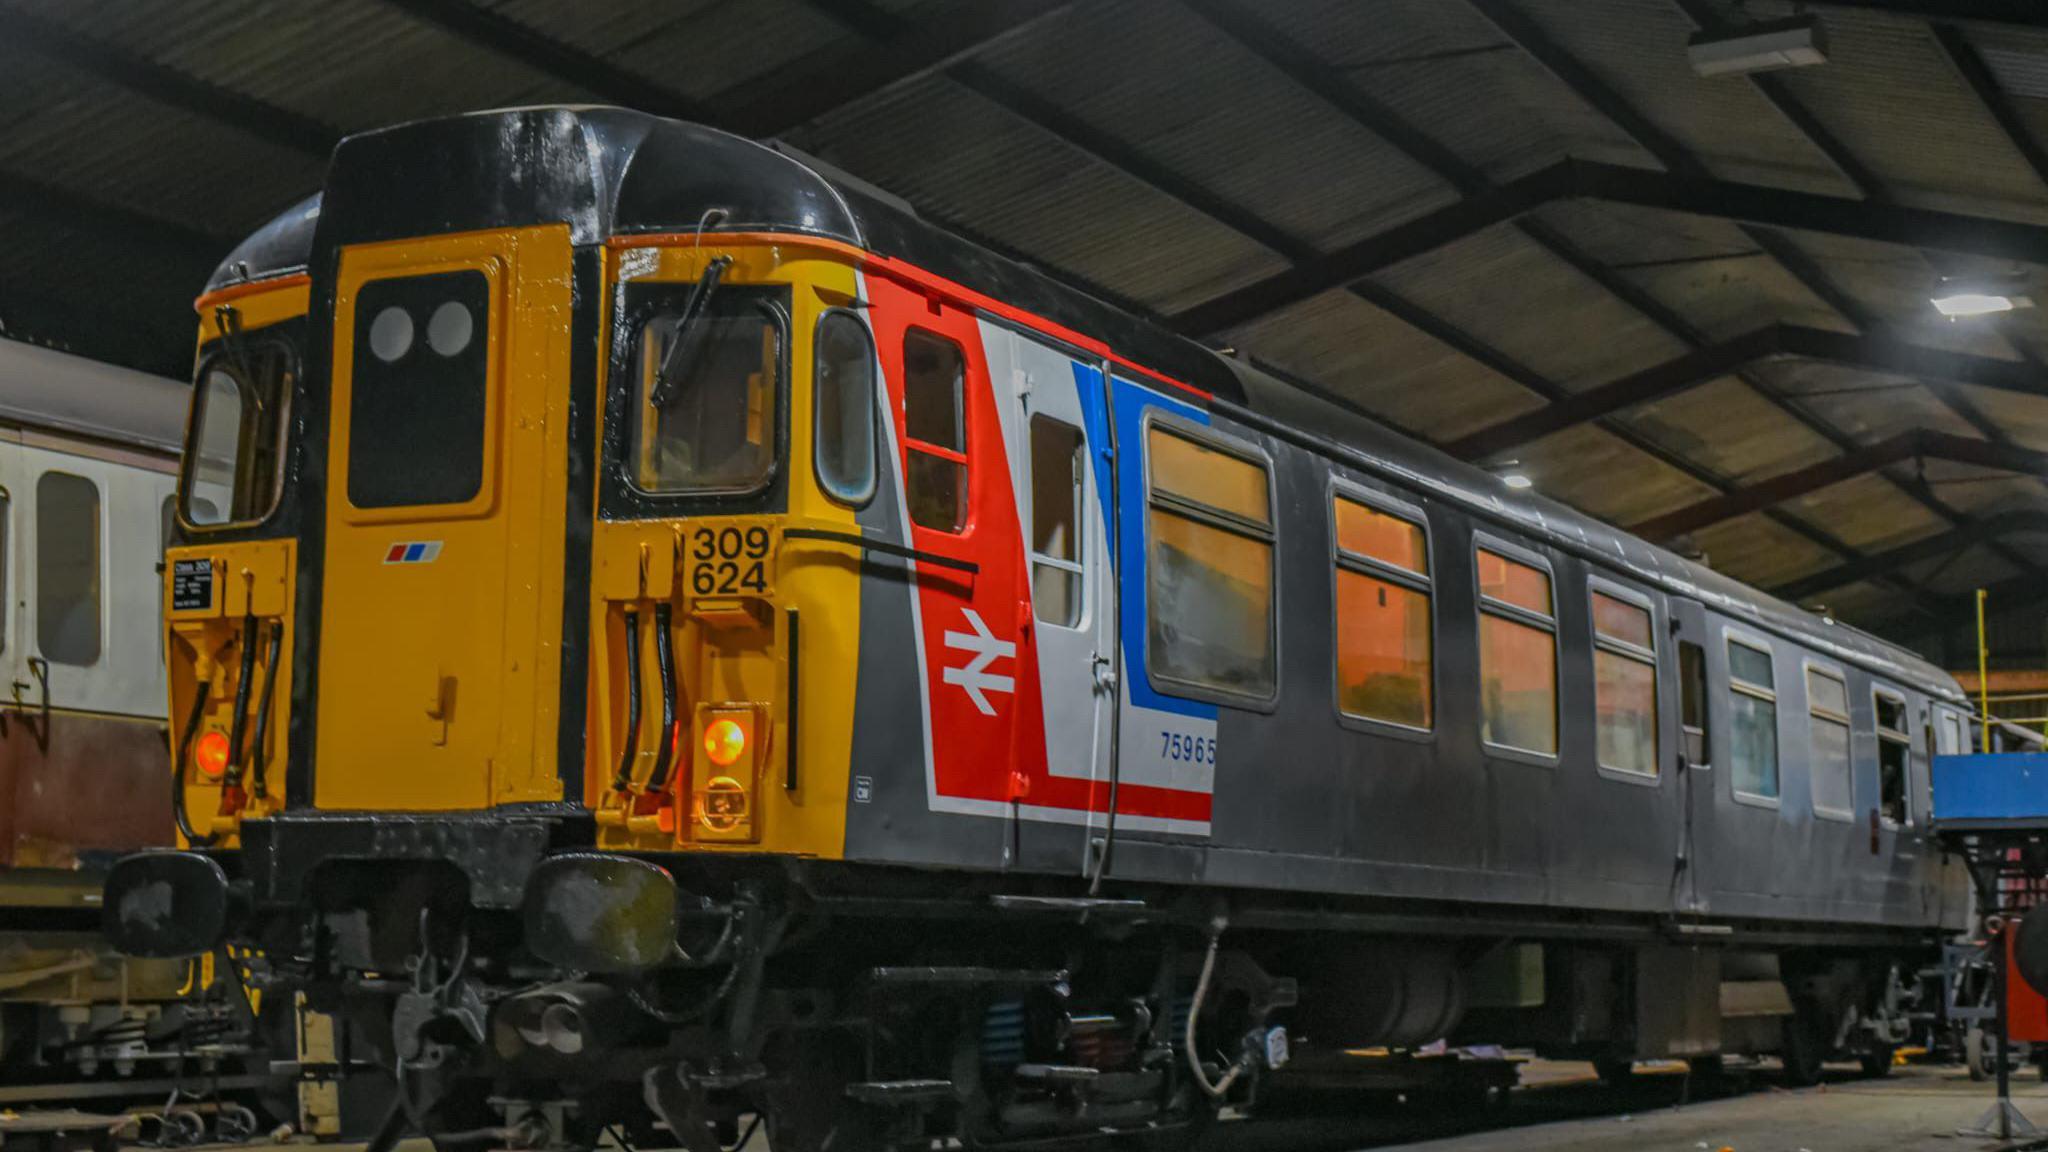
[1335,497,1426,574]
[1477,549,1551,617]
[1592,591,1652,651]
[1480,613,1557,754]
[1591,590,1658,777]
[1144,424,1275,700]
[1336,569,1431,728]
[1151,428,1269,526]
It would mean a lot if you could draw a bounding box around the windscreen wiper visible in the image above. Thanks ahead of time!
[211,304,264,412]
[648,255,734,409]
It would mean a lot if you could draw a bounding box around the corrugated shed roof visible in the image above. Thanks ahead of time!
[1375,222,1688,391]
[974,0,1461,253]
[1225,290,1548,442]
[1512,0,1854,195]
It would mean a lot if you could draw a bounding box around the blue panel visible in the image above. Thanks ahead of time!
[403,542,426,562]
[1091,369,1217,721]
[1932,752,2048,824]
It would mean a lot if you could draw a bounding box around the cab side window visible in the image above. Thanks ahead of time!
[1144,423,1275,701]
[813,310,876,506]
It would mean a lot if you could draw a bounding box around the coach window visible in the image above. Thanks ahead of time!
[632,290,783,496]
[37,471,100,667]
[1807,665,1854,820]
[1332,490,1431,730]
[1476,545,1557,757]
[1679,640,1710,768]
[903,330,968,531]
[1592,589,1658,778]
[814,310,876,506]
[184,337,293,526]
[1728,636,1779,801]
[1030,416,1085,627]
[1145,421,1275,701]
[1875,690,1910,826]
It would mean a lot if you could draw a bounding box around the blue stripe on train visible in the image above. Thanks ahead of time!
[1069,362,1216,722]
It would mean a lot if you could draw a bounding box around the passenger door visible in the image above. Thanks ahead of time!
[988,328,1116,870]
[314,227,574,810]
[861,283,1028,868]
[0,439,19,719]
[1669,598,1715,914]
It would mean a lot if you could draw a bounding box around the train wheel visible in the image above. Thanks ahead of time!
[1779,1010,1825,1087]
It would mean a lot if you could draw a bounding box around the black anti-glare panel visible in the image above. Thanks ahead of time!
[348,271,490,508]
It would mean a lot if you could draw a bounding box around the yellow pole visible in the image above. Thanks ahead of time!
[1978,587,1992,753]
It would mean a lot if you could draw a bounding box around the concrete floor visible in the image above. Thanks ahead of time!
[1410,1067,2048,1152]
[1191,1061,2048,1152]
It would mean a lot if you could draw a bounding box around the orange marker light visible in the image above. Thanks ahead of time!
[195,731,231,780]
[703,718,747,767]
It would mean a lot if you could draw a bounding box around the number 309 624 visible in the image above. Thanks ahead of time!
[690,525,771,595]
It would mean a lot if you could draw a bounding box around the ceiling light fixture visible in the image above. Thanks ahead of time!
[1688,14,1827,78]
[1931,290,2033,319]
[1501,473,1534,491]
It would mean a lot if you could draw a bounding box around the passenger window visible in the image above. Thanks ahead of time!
[1592,590,1657,778]
[1807,666,1853,818]
[1029,416,1085,628]
[1728,637,1778,800]
[184,338,293,525]
[1875,691,1910,826]
[1679,640,1710,768]
[903,330,968,531]
[1940,710,1965,755]
[813,310,876,505]
[37,471,101,667]
[1332,494,1431,730]
[1476,547,1556,756]
[351,271,491,508]
[633,291,783,494]
[1145,423,1274,700]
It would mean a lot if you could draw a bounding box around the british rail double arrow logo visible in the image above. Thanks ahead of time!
[942,608,1016,716]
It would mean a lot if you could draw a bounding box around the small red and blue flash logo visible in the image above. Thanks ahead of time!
[384,541,444,564]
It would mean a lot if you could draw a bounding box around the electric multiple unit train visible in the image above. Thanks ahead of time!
[106,107,1980,1151]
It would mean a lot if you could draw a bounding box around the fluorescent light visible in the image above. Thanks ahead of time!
[1501,473,1534,490]
[1932,292,2031,318]
[1689,15,1827,78]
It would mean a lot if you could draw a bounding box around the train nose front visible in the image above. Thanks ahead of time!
[102,850,233,958]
